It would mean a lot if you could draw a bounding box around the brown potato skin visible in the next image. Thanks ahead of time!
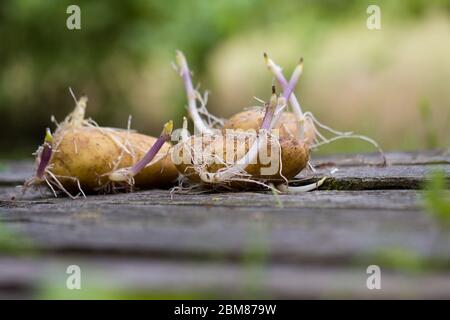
[48,127,178,192]
[173,133,309,184]
[223,109,315,145]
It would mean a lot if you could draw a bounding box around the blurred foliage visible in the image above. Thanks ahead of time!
[372,248,425,273]
[0,219,34,254]
[241,222,270,298]
[0,0,449,158]
[39,282,212,300]
[419,100,438,149]
[38,220,271,299]
[423,169,450,227]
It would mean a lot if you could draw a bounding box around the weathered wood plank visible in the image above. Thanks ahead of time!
[299,149,450,189]
[1,190,448,265]
[1,256,450,299]
[312,149,450,166]
[0,187,427,210]
[1,151,449,189]
[0,150,449,299]
[0,160,34,186]
[298,164,450,190]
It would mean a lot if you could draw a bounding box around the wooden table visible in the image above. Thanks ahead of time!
[0,150,449,299]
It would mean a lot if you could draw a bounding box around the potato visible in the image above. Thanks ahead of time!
[28,94,179,196]
[223,109,316,145]
[48,127,178,192]
[172,132,309,184]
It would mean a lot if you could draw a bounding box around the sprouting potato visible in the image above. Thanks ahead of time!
[173,51,313,189]
[173,51,384,192]
[172,132,309,185]
[50,127,177,192]
[25,94,178,197]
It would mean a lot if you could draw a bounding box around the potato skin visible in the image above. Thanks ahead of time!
[173,133,309,184]
[48,127,178,191]
[223,109,315,145]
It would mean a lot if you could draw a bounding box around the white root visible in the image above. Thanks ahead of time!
[196,91,225,128]
[277,177,327,193]
[303,111,386,165]
[65,87,88,127]
[102,116,137,190]
[307,161,317,173]
[45,170,86,199]
[44,176,58,198]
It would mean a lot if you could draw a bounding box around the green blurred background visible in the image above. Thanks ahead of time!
[0,0,449,158]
